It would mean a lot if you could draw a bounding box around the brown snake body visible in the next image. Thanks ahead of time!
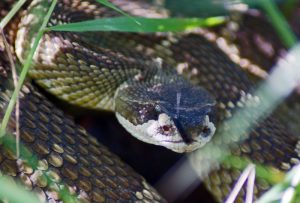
[0,0,300,202]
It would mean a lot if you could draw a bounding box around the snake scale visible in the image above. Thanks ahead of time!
[0,0,300,202]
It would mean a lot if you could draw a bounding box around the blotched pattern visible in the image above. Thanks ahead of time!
[1,0,300,203]
[0,1,165,202]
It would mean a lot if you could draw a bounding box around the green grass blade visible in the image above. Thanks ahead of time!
[257,164,300,203]
[190,43,300,187]
[95,0,131,18]
[259,0,297,48]
[0,132,79,202]
[48,16,225,32]
[0,176,40,203]
[224,155,285,185]
[0,0,26,28]
[95,0,140,24]
[0,0,57,138]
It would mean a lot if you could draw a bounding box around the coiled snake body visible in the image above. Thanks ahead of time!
[0,0,300,202]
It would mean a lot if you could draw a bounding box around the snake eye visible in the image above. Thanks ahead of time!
[162,125,171,132]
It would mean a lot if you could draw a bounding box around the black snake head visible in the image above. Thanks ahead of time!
[114,81,217,153]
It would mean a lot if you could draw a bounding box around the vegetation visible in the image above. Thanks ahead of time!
[0,0,299,202]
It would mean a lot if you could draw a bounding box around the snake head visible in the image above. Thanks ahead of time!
[115,81,216,153]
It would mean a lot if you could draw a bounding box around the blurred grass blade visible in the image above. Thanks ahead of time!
[0,176,40,203]
[95,0,131,18]
[95,0,140,24]
[48,16,225,32]
[223,156,284,185]
[1,132,79,202]
[0,0,57,137]
[0,0,26,28]
[165,0,230,17]
[190,43,300,187]
[257,164,300,203]
[163,0,284,17]
[259,0,297,48]
[225,164,255,203]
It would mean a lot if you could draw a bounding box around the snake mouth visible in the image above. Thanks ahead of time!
[161,138,199,144]
[161,140,204,153]
[116,111,213,153]
[161,140,186,143]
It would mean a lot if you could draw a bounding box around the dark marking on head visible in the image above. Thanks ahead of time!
[201,126,211,137]
[174,118,193,144]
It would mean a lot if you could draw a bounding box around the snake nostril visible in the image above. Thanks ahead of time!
[201,126,211,137]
